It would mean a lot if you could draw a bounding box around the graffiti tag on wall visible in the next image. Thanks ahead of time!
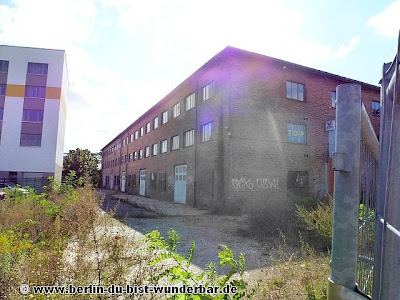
[231,177,280,190]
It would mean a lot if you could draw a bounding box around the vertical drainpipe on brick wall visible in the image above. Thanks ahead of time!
[125,131,129,192]
[118,136,122,190]
[192,77,198,207]
[225,59,232,206]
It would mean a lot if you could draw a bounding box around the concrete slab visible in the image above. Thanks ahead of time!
[97,189,210,216]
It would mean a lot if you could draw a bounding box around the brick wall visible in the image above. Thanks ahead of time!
[101,47,380,213]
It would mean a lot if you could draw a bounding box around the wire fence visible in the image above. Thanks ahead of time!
[357,141,377,296]
[0,177,49,192]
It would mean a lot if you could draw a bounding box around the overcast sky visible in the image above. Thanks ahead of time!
[0,0,399,153]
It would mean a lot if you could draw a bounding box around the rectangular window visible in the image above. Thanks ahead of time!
[161,139,168,153]
[287,171,309,188]
[27,62,48,75]
[130,133,134,142]
[146,122,151,133]
[201,122,213,142]
[20,133,42,146]
[25,86,46,98]
[135,130,138,140]
[162,110,168,124]
[287,124,306,144]
[185,93,195,111]
[129,153,133,161]
[145,146,150,158]
[150,172,157,190]
[0,84,6,96]
[140,126,144,137]
[372,101,380,116]
[23,109,44,122]
[139,149,143,160]
[0,108,3,121]
[154,116,159,129]
[152,143,158,156]
[172,103,181,118]
[184,129,194,147]
[134,151,138,161]
[122,139,126,147]
[0,60,9,73]
[203,81,215,101]
[171,135,180,150]
[286,81,304,101]
[331,91,336,108]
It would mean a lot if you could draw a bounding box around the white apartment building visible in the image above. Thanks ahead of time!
[0,45,68,183]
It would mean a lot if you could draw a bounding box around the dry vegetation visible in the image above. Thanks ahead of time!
[0,177,331,299]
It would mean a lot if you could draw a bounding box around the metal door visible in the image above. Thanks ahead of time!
[121,171,126,192]
[139,169,146,196]
[174,164,187,204]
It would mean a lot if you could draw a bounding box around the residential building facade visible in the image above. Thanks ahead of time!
[101,47,380,213]
[0,45,68,184]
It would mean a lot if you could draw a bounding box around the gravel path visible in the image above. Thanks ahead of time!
[101,195,278,272]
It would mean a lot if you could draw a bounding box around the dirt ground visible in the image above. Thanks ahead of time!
[101,195,295,277]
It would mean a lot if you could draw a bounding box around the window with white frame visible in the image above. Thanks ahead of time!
[0,60,9,73]
[145,146,150,158]
[135,131,138,140]
[287,124,306,144]
[129,153,133,161]
[201,122,213,142]
[162,110,168,124]
[27,62,48,75]
[286,81,304,101]
[172,103,181,118]
[0,84,6,96]
[331,91,336,108]
[202,81,215,101]
[130,133,134,142]
[152,143,158,156]
[22,109,44,122]
[134,151,138,161]
[146,122,151,133]
[20,134,42,146]
[25,86,46,98]
[372,101,380,116]
[184,129,194,147]
[139,149,143,160]
[140,126,144,137]
[171,135,179,150]
[185,93,195,111]
[154,116,159,129]
[161,139,168,153]
[122,139,126,147]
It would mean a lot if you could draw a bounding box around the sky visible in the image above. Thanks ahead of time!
[0,0,399,153]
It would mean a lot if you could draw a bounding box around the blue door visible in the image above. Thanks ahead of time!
[174,165,187,204]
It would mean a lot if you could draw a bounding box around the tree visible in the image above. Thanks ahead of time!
[63,148,101,186]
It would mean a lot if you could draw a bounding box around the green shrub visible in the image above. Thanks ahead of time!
[295,196,333,242]
[146,229,259,299]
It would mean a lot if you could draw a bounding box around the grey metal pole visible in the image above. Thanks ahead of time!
[381,48,400,300]
[330,84,361,290]
[372,62,392,300]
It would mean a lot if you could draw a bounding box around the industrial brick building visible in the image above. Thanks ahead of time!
[0,45,68,185]
[101,46,379,212]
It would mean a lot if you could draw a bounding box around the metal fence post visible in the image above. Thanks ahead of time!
[328,84,367,300]
[380,46,400,300]
[372,62,392,300]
